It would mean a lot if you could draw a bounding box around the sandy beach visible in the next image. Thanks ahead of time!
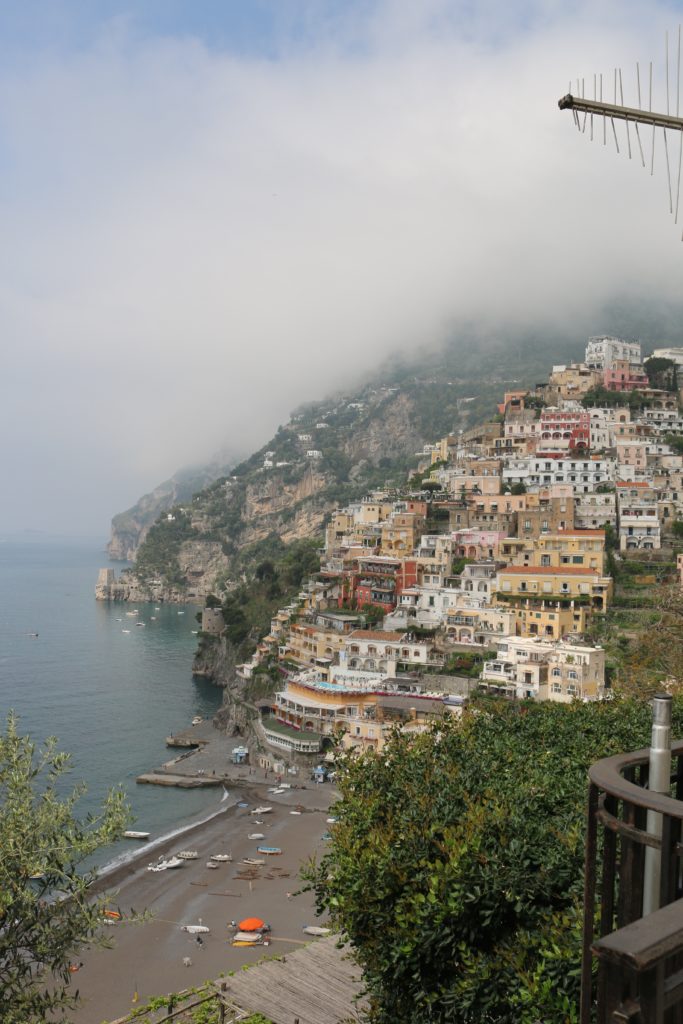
[71,779,336,1024]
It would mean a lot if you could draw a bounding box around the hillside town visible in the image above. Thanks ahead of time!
[200,336,683,764]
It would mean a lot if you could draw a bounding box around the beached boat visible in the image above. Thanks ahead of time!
[303,925,331,936]
[232,932,263,945]
[191,716,203,726]
[251,806,272,815]
[209,853,232,862]
[206,862,219,869]
[247,833,265,840]
[272,788,285,795]
[326,817,339,824]
[289,810,302,816]
[182,924,210,934]
[123,830,150,840]
[176,850,198,860]
[241,858,265,866]
[147,856,184,872]
[257,846,282,855]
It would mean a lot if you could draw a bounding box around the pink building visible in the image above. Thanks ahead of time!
[538,408,590,454]
[603,359,649,392]
[452,528,507,560]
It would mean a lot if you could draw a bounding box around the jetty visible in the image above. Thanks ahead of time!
[136,772,222,789]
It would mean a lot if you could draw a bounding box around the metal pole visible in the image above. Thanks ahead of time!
[643,693,673,916]
[558,93,683,132]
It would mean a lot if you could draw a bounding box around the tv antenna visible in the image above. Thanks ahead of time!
[558,27,683,237]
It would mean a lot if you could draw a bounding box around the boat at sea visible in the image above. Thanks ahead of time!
[123,830,150,840]
[191,716,203,726]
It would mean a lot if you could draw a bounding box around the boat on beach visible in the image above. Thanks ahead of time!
[247,833,265,840]
[182,924,210,934]
[209,853,232,862]
[176,850,198,860]
[206,861,220,869]
[232,931,263,946]
[147,856,184,872]
[251,806,272,815]
[191,716,203,726]
[123,830,150,840]
[303,925,331,936]
[257,846,282,855]
[241,857,265,866]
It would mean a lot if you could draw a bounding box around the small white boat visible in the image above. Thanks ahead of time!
[232,931,263,945]
[178,611,185,616]
[155,606,161,610]
[303,925,331,937]
[272,788,285,795]
[176,850,198,860]
[191,716,203,726]
[206,861,220,869]
[209,853,232,862]
[252,819,264,825]
[136,622,145,627]
[122,629,131,634]
[290,811,302,816]
[191,630,198,634]
[150,616,156,620]
[241,858,265,866]
[182,924,210,934]
[123,830,150,840]
[251,806,272,815]
[115,617,122,622]
[125,610,138,617]
[326,817,339,824]
[148,855,185,872]
[248,833,265,840]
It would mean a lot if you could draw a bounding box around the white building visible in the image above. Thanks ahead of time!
[480,635,605,702]
[574,493,617,530]
[652,346,683,366]
[502,457,615,494]
[585,336,642,369]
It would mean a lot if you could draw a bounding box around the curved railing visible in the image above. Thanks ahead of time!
[582,739,683,1023]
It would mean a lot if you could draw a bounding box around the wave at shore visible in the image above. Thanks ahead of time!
[91,787,249,892]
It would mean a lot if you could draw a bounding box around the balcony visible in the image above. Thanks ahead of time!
[582,737,683,1022]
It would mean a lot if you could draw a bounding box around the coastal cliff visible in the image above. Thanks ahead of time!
[104,329,589,605]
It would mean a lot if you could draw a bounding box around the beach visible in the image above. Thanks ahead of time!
[71,774,336,1023]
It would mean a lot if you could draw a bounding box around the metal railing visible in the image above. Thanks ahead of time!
[582,731,683,1022]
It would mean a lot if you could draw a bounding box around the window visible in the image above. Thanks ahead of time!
[541,555,551,566]
[572,556,583,564]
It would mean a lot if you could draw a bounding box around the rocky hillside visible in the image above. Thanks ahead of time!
[108,321,645,602]
[107,457,241,561]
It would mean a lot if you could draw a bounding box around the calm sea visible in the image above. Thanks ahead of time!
[0,540,224,865]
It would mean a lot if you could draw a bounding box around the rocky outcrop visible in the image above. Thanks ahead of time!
[95,567,187,604]
[107,463,237,561]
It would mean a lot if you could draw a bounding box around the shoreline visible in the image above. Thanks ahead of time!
[72,781,337,1024]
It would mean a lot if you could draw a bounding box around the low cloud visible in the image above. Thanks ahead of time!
[1,0,681,535]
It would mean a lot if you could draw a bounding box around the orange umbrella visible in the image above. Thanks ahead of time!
[238,917,265,932]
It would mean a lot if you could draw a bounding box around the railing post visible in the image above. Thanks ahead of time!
[643,694,673,917]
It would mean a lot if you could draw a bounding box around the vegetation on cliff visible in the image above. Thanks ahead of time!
[0,714,129,1024]
[305,696,683,1024]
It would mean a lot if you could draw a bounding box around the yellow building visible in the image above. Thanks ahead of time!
[496,565,612,613]
[505,530,606,574]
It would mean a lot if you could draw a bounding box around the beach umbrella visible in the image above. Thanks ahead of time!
[238,916,265,932]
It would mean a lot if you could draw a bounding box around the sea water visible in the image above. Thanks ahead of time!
[0,540,224,866]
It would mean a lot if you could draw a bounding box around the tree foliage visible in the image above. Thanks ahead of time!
[305,697,683,1024]
[0,714,129,1023]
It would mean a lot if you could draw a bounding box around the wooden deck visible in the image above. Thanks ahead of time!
[219,936,367,1024]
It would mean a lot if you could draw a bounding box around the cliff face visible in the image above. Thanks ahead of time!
[107,461,239,561]
[114,333,587,601]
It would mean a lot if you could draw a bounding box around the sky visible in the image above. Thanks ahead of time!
[2,0,683,539]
